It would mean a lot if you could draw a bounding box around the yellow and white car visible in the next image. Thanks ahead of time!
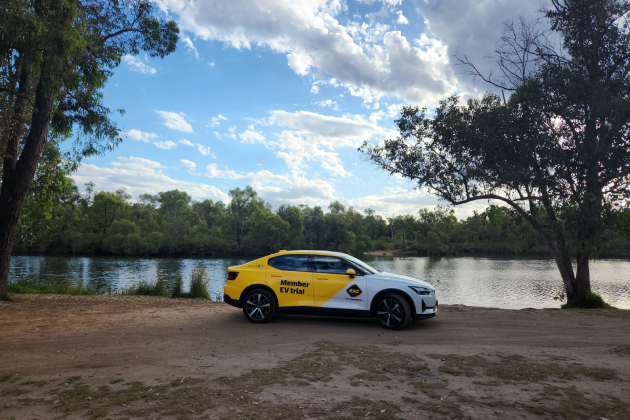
[223,250,437,330]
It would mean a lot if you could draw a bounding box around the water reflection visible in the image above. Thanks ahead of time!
[8,255,630,309]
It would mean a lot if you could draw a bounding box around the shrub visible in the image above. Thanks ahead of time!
[8,278,97,295]
[171,275,183,298]
[561,292,612,309]
[188,267,211,300]
[121,277,168,297]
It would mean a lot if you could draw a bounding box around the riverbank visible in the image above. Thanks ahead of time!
[2,295,629,419]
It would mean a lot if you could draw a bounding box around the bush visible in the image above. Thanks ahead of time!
[188,267,211,300]
[8,278,97,295]
[171,275,183,298]
[121,277,168,297]
[561,292,612,309]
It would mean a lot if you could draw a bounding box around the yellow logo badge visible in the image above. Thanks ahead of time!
[346,284,362,298]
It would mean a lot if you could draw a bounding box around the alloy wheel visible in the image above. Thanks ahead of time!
[377,298,403,328]
[246,293,271,321]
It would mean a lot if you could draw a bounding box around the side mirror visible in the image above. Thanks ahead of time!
[346,268,356,278]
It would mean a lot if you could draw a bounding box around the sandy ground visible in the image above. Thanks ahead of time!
[1,295,630,420]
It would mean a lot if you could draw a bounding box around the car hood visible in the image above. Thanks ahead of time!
[365,272,434,289]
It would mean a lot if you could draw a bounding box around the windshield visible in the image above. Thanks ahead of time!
[342,255,379,274]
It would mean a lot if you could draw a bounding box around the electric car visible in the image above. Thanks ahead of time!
[223,250,437,330]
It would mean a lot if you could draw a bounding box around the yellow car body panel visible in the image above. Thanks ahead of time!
[224,251,355,308]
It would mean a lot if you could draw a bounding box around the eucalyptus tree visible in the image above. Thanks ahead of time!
[0,0,178,300]
[362,0,630,306]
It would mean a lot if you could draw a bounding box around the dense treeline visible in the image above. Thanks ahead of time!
[12,156,630,257]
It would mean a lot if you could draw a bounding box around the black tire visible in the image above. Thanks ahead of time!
[374,293,411,330]
[242,289,277,323]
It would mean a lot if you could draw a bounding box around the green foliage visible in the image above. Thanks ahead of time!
[14,177,630,258]
[171,275,183,298]
[121,278,168,297]
[8,278,97,295]
[561,292,612,310]
[188,267,210,300]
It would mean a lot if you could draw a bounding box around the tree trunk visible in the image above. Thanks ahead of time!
[0,83,54,301]
[550,246,577,299]
[574,252,591,298]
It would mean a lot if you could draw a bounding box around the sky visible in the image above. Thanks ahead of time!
[71,0,544,218]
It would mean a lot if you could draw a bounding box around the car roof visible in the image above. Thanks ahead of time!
[270,250,351,258]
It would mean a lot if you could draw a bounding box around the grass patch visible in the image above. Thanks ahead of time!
[614,345,630,355]
[561,292,612,309]
[8,278,97,295]
[187,267,211,300]
[171,268,211,299]
[428,353,616,382]
[20,380,47,387]
[121,278,168,297]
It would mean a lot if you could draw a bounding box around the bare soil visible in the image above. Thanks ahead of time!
[1,294,629,420]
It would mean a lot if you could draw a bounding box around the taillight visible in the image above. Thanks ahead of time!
[227,271,239,280]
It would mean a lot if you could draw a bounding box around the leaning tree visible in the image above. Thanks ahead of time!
[0,0,179,300]
[362,0,630,306]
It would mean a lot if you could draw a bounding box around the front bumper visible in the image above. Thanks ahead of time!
[413,298,437,320]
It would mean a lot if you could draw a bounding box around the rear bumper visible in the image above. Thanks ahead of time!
[224,294,240,308]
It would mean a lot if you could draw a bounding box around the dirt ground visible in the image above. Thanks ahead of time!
[1,295,630,420]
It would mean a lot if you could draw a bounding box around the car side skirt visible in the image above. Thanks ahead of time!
[277,306,372,318]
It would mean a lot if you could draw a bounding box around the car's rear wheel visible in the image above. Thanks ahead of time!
[243,289,277,323]
[375,293,411,330]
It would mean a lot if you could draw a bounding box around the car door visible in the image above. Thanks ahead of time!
[266,254,314,307]
[312,255,368,311]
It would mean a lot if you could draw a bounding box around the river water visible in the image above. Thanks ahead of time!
[8,255,630,309]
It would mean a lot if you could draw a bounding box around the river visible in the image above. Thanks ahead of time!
[8,255,630,309]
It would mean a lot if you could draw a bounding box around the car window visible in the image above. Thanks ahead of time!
[312,255,357,275]
[268,255,311,272]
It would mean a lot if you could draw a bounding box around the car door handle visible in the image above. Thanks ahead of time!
[270,274,282,277]
[316,277,329,280]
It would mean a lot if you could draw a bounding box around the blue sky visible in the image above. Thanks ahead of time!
[72,0,542,217]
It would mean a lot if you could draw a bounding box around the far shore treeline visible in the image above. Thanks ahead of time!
[13,161,630,258]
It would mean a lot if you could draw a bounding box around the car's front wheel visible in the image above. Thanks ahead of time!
[375,293,411,330]
[243,289,277,323]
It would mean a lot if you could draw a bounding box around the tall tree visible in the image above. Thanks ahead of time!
[362,0,630,306]
[0,0,178,300]
[228,186,259,248]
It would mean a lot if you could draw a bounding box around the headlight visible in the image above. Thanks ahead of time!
[409,286,432,296]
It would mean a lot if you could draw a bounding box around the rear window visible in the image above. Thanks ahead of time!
[268,255,311,272]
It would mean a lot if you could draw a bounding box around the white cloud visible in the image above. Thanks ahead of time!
[310,85,320,94]
[209,61,215,67]
[180,159,197,170]
[395,10,408,25]
[227,125,237,140]
[239,126,267,144]
[72,157,230,203]
[122,55,157,74]
[154,140,178,150]
[197,144,215,157]
[263,109,397,178]
[181,33,200,58]
[157,0,459,107]
[123,129,158,142]
[179,139,195,146]
[210,114,227,126]
[313,99,340,110]
[155,111,194,133]
[204,164,337,208]
[366,7,389,20]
